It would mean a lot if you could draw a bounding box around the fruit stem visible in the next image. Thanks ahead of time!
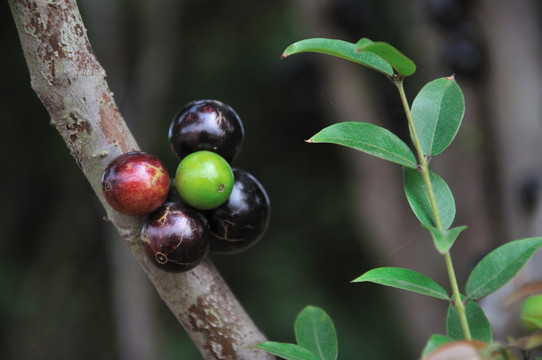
[393,78,472,341]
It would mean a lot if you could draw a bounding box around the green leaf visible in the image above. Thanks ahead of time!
[294,306,338,360]
[282,38,393,76]
[353,267,450,300]
[308,122,417,169]
[355,39,416,76]
[446,299,492,343]
[403,167,456,230]
[411,77,465,157]
[466,237,542,300]
[355,38,374,48]
[421,334,454,358]
[256,342,321,360]
[423,225,468,254]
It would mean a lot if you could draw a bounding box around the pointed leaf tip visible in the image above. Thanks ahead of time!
[281,52,288,60]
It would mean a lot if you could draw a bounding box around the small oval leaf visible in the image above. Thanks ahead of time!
[256,342,321,360]
[466,237,542,300]
[446,300,492,343]
[309,122,417,168]
[294,306,338,360]
[355,39,416,76]
[411,77,465,157]
[403,167,456,230]
[353,267,450,300]
[282,38,393,76]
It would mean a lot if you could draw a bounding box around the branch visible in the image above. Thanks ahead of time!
[8,1,273,359]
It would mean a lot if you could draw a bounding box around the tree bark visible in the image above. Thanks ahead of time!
[7,1,273,359]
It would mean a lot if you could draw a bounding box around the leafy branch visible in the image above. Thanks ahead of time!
[267,37,542,359]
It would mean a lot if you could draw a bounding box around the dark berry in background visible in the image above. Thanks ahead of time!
[425,0,465,28]
[443,28,485,77]
[141,202,210,272]
[206,168,270,254]
[168,99,245,163]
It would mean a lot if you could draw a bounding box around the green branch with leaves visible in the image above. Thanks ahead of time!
[260,37,542,360]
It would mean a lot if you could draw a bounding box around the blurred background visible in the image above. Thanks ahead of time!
[2,0,542,359]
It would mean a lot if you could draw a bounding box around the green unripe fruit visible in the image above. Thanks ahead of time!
[175,150,234,210]
[520,294,542,332]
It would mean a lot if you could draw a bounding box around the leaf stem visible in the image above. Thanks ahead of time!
[444,252,472,340]
[393,78,472,341]
[394,79,442,229]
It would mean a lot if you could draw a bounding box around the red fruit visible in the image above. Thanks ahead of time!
[141,202,209,272]
[102,151,170,216]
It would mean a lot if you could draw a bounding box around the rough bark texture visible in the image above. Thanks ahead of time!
[8,1,273,359]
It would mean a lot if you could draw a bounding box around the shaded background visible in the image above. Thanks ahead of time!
[2,0,542,359]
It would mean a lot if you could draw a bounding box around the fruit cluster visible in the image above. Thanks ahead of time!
[102,100,270,272]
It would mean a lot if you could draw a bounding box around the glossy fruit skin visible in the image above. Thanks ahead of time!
[175,150,234,210]
[520,294,542,332]
[141,202,209,272]
[206,168,270,254]
[102,151,170,216]
[168,99,245,163]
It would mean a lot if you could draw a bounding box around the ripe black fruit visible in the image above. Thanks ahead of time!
[168,100,245,163]
[141,202,209,272]
[206,168,270,254]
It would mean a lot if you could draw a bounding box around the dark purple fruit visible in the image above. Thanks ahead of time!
[168,100,245,163]
[102,151,170,216]
[443,28,485,77]
[141,202,209,272]
[206,168,270,254]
